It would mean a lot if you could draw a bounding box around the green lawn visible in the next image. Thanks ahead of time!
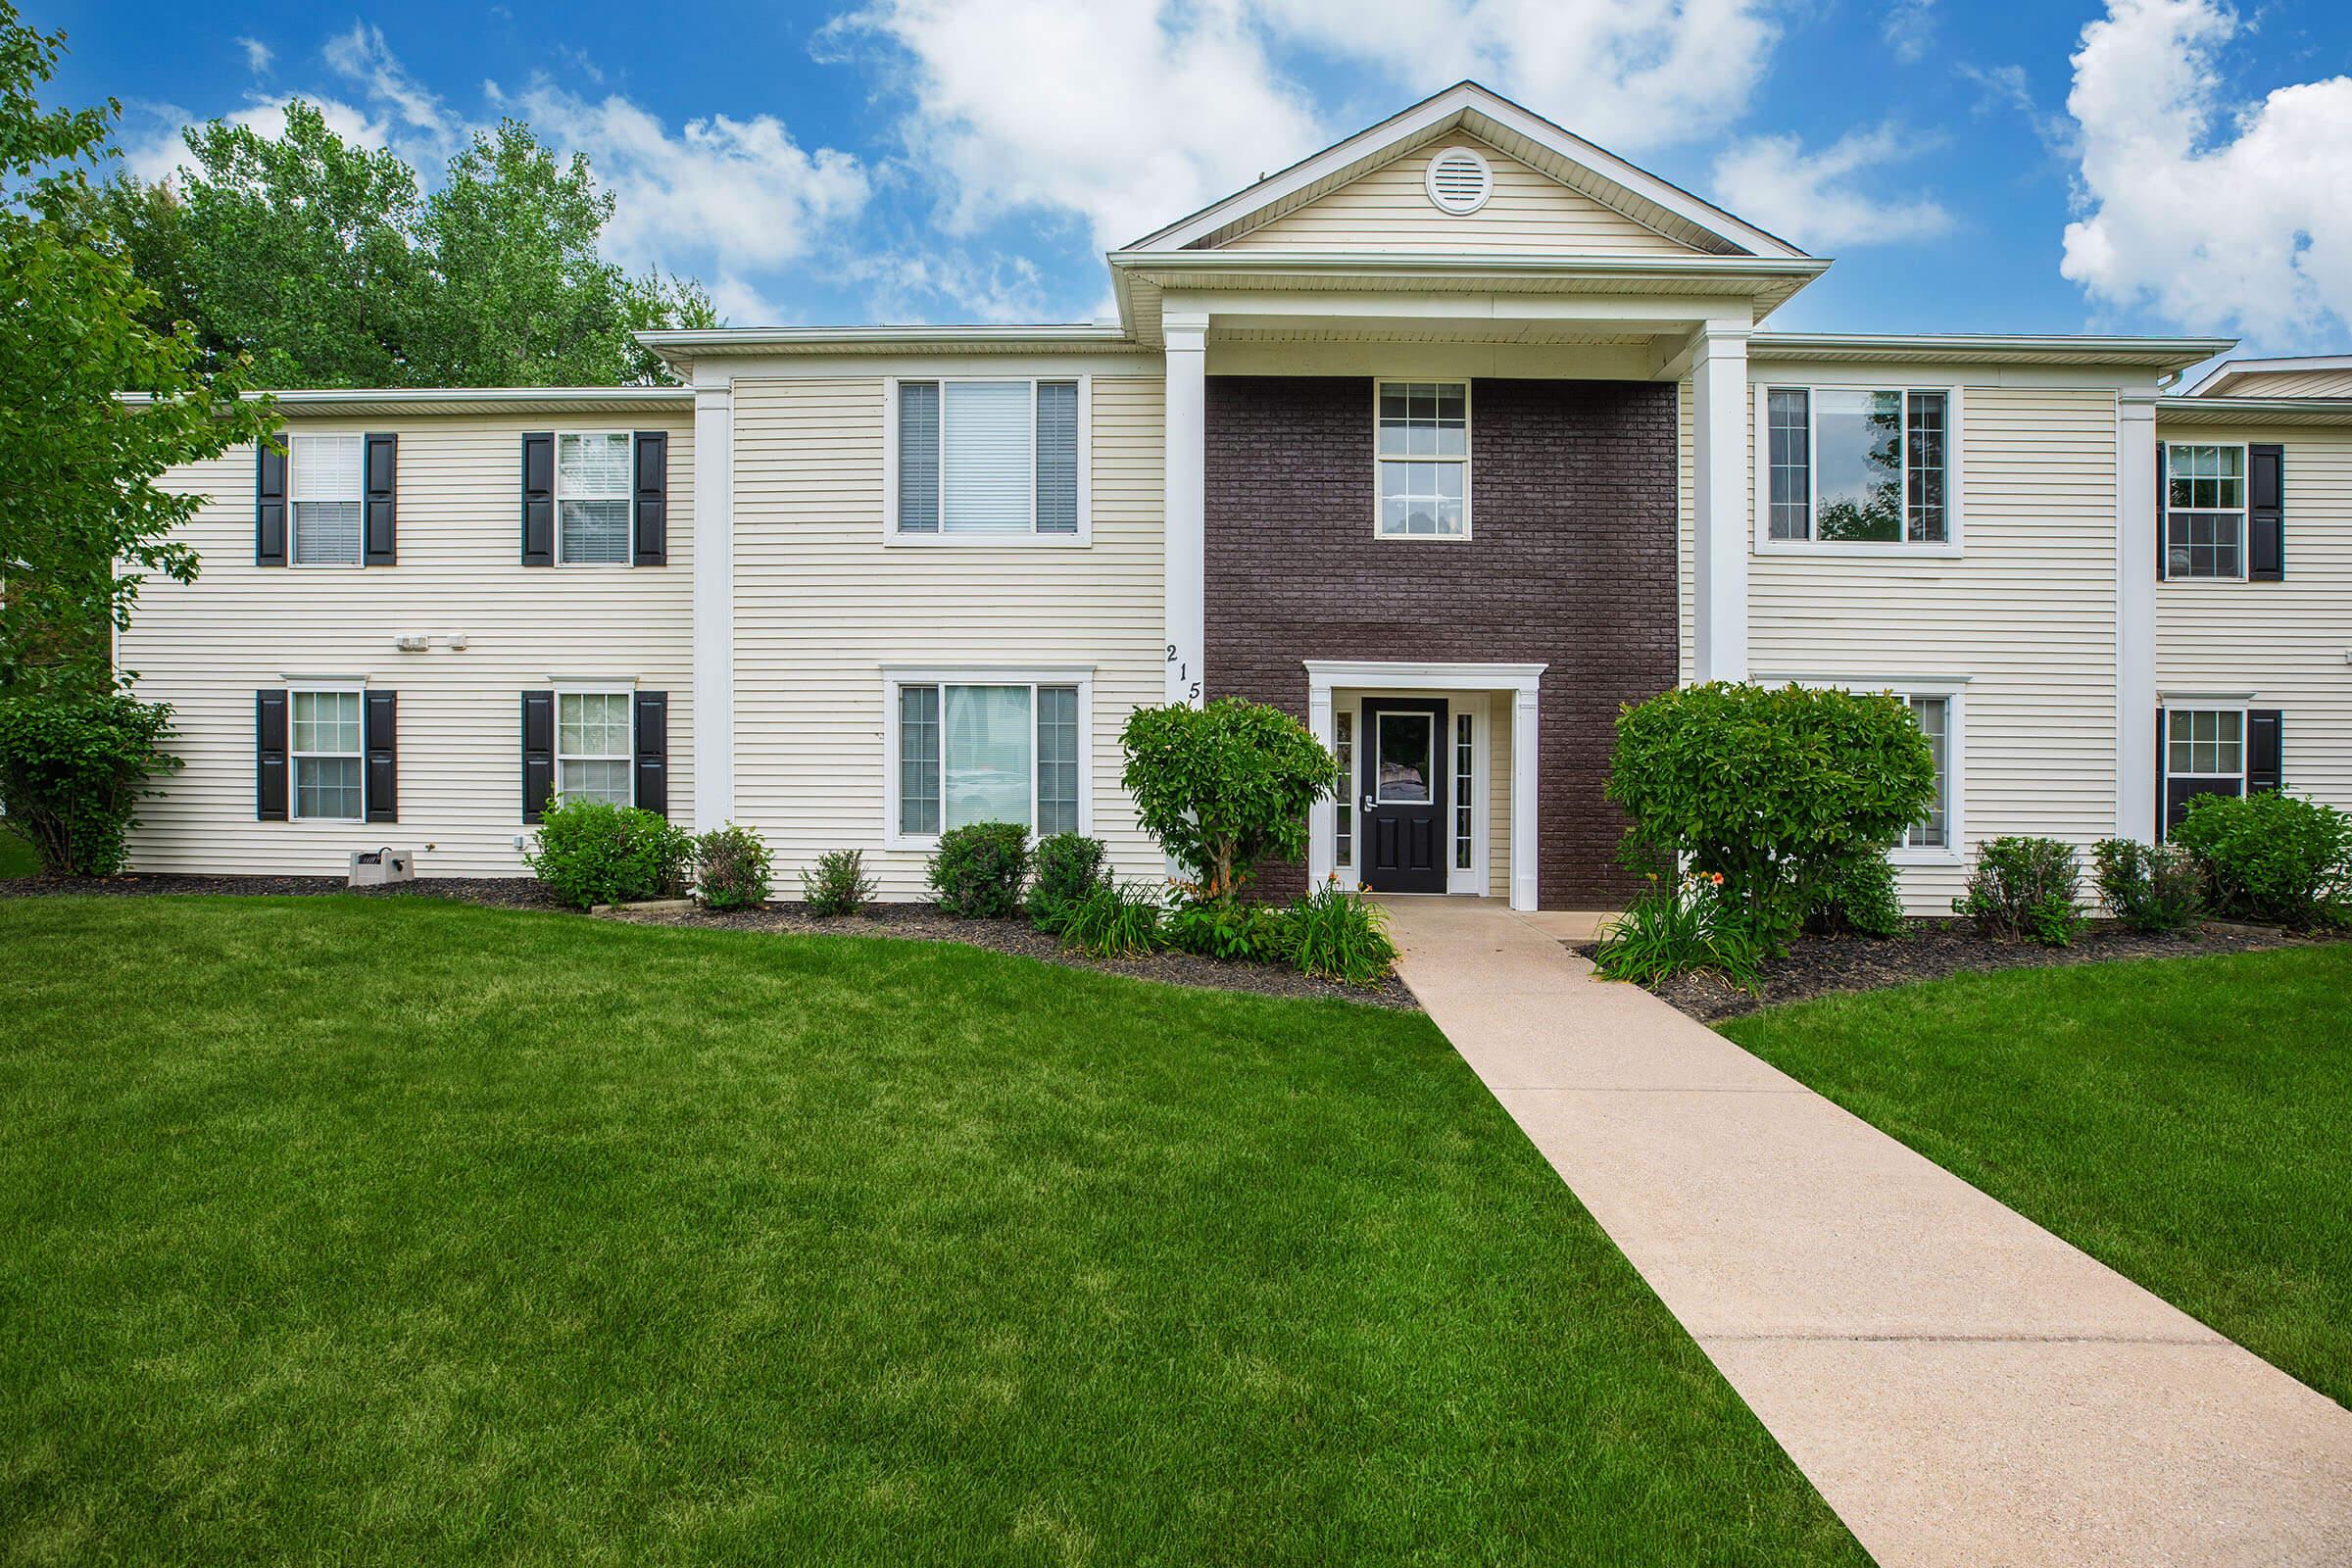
[1724,944,2352,1409]
[0,897,1862,1567]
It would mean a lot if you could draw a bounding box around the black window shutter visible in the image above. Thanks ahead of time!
[365,689,398,822]
[2248,443,2283,581]
[521,691,555,821]
[634,690,669,817]
[633,430,668,567]
[364,432,398,566]
[2153,443,2168,582]
[257,690,288,819]
[520,433,555,566]
[256,443,288,566]
[2247,710,2283,794]
[2154,706,2166,843]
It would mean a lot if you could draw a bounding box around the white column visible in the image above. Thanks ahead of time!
[1511,683,1540,911]
[1306,677,1335,884]
[1690,324,1752,682]
[1162,309,1208,706]
[2117,393,2159,842]
[692,380,735,831]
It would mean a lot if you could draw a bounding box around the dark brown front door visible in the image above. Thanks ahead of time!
[1359,699,1447,894]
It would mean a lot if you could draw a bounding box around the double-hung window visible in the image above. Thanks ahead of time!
[1765,386,1952,546]
[557,691,634,805]
[290,690,364,820]
[2165,708,2244,827]
[558,432,632,565]
[893,676,1084,838]
[1376,381,1469,537]
[290,434,364,566]
[2164,444,2245,579]
[893,379,1083,539]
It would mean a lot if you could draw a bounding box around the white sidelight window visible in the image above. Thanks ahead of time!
[290,434,364,566]
[1764,386,1953,546]
[2164,444,2246,579]
[889,673,1088,841]
[557,691,634,805]
[1904,695,1952,851]
[290,689,364,819]
[557,432,632,565]
[1454,712,1476,870]
[1376,381,1469,537]
[891,379,1084,539]
[1334,710,1354,869]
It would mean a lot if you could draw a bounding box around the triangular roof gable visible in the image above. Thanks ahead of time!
[1120,81,1808,261]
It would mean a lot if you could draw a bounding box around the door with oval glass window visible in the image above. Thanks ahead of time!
[1359,699,1448,893]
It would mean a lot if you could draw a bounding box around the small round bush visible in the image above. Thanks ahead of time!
[1120,699,1340,902]
[693,822,772,910]
[1807,851,1906,939]
[1954,836,2086,946]
[927,820,1031,918]
[1027,832,1108,933]
[524,797,692,909]
[0,687,181,876]
[800,848,875,918]
[2169,791,2351,929]
[2092,838,2203,934]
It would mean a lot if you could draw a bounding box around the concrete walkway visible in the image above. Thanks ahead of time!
[1385,896,2352,1568]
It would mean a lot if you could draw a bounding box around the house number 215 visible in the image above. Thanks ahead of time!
[1167,644,1200,703]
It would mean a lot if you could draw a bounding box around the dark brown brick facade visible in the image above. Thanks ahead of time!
[1203,374,1679,906]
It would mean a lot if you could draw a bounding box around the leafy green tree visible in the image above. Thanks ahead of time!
[1120,700,1342,903]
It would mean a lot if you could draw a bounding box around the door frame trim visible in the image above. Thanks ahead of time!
[1304,660,1544,911]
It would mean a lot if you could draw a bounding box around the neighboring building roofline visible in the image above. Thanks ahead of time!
[634,322,1149,375]
[2181,354,2352,397]
[123,385,699,416]
[2157,394,2352,425]
[1753,331,2235,372]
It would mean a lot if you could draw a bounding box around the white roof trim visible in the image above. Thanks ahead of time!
[1120,81,1807,261]
[1753,331,2233,370]
[2182,354,2352,397]
[638,323,1143,357]
[2158,395,2352,424]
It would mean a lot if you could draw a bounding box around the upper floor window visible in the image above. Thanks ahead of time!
[1376,381,1469,537]
[2165,443,2245,579]
[893,379,1082,539]
[290,434,363,566]
[558,433,632,565]
[1766,386,1950,546]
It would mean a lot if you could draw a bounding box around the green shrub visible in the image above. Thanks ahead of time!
[692,822,772,910]
[524,797,692,909]
[1027,832,1108,933]
[2170,791,2352,929]
[0,687,180,876]
[1606,682,1936,956]
[1120,699,1341,902]
[1284,882,1396,985]
[2091,838,2203,934]
[797,848,874,918]
[1164,897,1294,963]
[1059,880,1165,958]
[1592,872,1767,991]
[1807,851,1907,939]
[1953,836,2086,946]
[927,820,1031,918]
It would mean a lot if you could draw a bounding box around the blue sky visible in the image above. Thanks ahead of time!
[41,0,2352,351]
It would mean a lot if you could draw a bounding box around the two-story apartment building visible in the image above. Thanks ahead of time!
[121,83,2352,913]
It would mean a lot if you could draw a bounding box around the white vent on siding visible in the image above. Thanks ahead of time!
[1424,147,1493,215]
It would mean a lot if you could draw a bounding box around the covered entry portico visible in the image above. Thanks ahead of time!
[1304,661,1544,911]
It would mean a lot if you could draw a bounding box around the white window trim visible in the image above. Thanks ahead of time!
[881,376,1093,547]
[1752,381,1965,559]
[288,433,365,570]
[289,684,367,823]
[2161,441,2250,583]
[2163,704,2249,800]
[1373,379,1474,541]
[880,665,1095,849]
[555,430,634,569]
[553,685,636,808]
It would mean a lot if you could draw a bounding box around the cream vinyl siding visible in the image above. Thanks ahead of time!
[1744,379,2125,912]
[1487,695,1511,899]
[730,374,1165,899]
[121,416,694,876]
[2211,368,2352,398]
[1219,138,1698,257]
[2155,419,2352,815]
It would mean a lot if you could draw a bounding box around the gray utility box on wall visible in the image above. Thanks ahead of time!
[347,848,416,887]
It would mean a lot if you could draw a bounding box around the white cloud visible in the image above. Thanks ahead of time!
[1710,123,1955,249]
[120,94,389,183]
[1882,0,1934,65]
[2059,0,2352,343]
[323,22,463,161]
[235,37,273,74]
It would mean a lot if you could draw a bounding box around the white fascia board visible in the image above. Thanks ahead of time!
[636,322,1142,361]
[1752,332,2235,371]
[124,385,697,416]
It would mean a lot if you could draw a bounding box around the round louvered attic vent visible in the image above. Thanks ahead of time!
[1424,146,1493,215]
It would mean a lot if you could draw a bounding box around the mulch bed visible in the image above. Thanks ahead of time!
[0,873,1415,1011]
[1585,918,2310,1023]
